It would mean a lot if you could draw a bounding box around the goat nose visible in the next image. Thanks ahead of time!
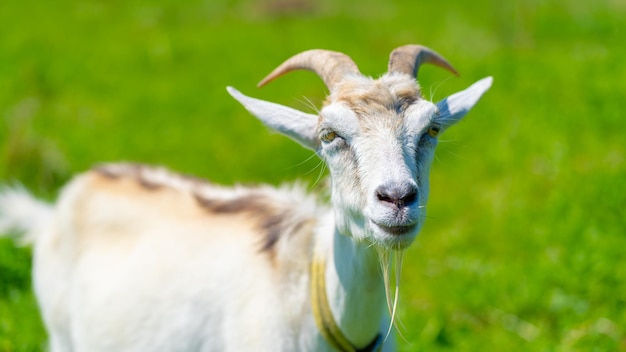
[375,182,418,208]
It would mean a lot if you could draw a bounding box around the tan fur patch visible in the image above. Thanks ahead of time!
[92,163,316,259]
[328,78,421,117]
[194,192,301,254]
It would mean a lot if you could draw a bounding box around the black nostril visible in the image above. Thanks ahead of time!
[376,183,418,208]
[376,189,392,203]
[402,188,417,205]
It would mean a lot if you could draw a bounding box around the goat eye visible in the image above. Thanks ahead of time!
[427,125,441,137]
[321,131,338,143]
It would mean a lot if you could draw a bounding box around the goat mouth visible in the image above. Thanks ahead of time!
[373,222,417,236]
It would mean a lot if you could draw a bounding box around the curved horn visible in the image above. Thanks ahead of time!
[257,49,360,91]
[388,44,458,78]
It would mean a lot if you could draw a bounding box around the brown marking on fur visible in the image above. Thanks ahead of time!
[394,87,420,112]
[180,173,212,187]
[92,163,313,261]
[138,177,163,190]
[94,164,125,179]
[71,172,259,263]
[194,192,307,258]
[195,193,268,214]
[330,80,421,118]
[258,213,289,252]
[94,163,212,192]
[87,170,175,205]
[94,163,141,181]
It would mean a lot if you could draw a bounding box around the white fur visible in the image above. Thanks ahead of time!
[0,185,52,244]
[0,54,491,351]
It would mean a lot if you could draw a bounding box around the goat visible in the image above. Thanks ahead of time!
[0,45,492,351]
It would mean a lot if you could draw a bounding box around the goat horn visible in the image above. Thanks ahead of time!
[388,44,458,78]
[257,49,361,90]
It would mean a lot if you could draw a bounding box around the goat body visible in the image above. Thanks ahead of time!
[0,45,492,351]
[19,164,324,350]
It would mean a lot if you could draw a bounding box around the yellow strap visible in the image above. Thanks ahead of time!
[311,251,383,352]
[311,256,357,352]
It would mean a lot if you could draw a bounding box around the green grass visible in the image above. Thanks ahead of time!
[1,0,624,350]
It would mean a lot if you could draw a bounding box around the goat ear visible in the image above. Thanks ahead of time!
[227,87,319,151]
[435,76,493,129]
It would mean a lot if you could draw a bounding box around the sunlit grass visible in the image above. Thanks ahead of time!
[1,0,624,350]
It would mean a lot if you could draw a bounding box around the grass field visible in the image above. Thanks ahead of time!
[1,0,624,350]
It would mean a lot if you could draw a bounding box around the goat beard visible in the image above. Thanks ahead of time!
[376,247,406,342]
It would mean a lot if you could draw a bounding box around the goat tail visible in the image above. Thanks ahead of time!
[0,185,53,245]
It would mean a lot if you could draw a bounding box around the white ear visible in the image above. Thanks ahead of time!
[227,87,319,151]
[436,76,493,128]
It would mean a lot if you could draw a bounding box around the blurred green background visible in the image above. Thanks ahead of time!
[1,0,624,350]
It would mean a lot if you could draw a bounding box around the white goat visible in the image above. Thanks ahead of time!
[0,45,492,352]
